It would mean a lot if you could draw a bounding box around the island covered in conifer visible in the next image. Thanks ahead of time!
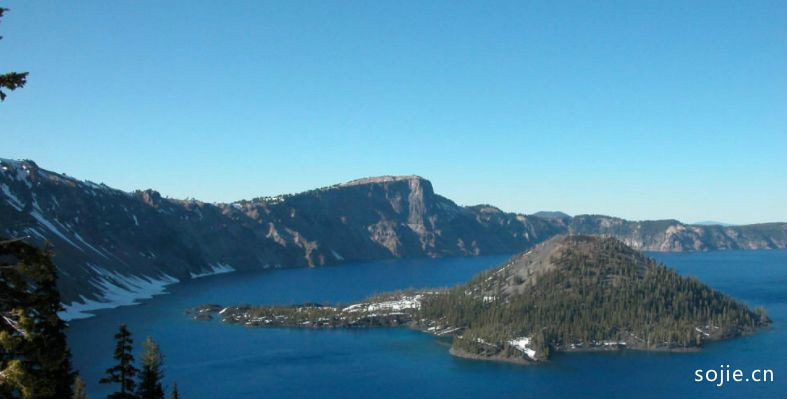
[188,235,770,364]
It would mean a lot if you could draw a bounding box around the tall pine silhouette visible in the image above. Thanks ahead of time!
[1,238,75,399]
[0,7,28,101]
[1,9,74,398]
[100,324,139,399]
[137,337,164,399]
[3,9,85,399]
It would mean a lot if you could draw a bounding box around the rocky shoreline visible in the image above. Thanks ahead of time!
[448,347,533,365]
[186,293,428,328]
[185,291,742,366]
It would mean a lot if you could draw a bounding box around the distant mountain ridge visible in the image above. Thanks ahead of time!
[1,158,786,318]
[694,221,736,227]
[532,211,571,220]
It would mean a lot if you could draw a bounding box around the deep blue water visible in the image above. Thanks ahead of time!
[68,250,787,399]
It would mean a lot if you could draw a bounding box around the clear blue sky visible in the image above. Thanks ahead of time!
[2,1,785,224]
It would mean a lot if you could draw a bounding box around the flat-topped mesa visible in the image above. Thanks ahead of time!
[339,175,428,187]
[532,211,572,220]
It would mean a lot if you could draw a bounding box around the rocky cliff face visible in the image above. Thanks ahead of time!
[1,158,785,318]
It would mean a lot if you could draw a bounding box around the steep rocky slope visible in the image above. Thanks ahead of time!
[1,158,785,318]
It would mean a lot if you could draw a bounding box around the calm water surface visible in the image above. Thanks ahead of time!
[68,250,787,399]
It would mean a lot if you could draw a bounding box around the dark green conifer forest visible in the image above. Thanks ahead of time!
[1,238,75,398]
[420,237,766,356]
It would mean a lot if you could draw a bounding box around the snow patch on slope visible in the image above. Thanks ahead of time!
[29,209,83,251]
[189,262,235,279]
[1,183,24,211]
[25,227,47,240]
[0,158,33,189]
[73,232,110,259]
[59,265,180,320]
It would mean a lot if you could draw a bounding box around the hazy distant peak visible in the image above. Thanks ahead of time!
[532,211,571,219]
[694,221,736,227]
[467,204,504,213]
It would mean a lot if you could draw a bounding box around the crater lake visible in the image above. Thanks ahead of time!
[68,250,786,399]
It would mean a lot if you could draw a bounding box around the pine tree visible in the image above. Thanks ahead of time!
[0,239,31,398]
[1,238,75,398]
[72,376,88,399]
[0,8,29,101]
[26,242,76,397]
[169,382,179,399]
[137,337,164,399]
[100,324,139,399]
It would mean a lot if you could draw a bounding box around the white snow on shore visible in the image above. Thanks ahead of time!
[58,295,117,321]
[435,326,461,336]
[189,262,235,279]
[695,327,711,337]
[343,295,422,313]
[59,265,179,320]
[507,337,536,359]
